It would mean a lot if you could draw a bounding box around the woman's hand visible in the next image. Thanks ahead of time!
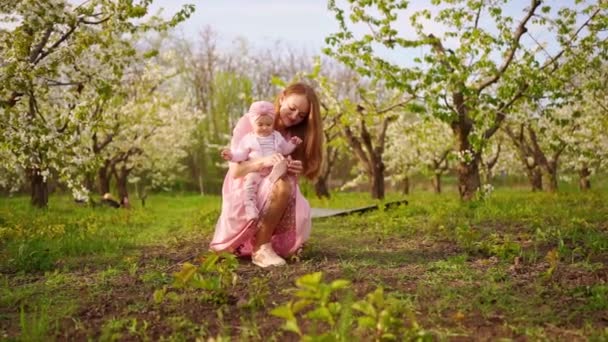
[259,153,285,169]
[231,154,285,179]
[286,156,303,175]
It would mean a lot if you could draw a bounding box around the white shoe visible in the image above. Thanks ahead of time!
[252,243,286,268]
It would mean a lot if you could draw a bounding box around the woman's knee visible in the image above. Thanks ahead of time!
[273,179,293,200]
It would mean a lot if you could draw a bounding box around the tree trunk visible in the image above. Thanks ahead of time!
[28,168,48,208]
[456,159,481,200]
[432,173,442,194]
[370,158,385,199]
[135,182,148,207]
[402,176,410,195]
[526,167,543,192]
[542,165,558,193]
[483,167,493,185]
[115,165,130,208]
[98,161,112,195]
[314,145,336,199]
[192,152,205,195]
[578,166,591,191]
[314,176,331,199]
[84,172,96,194]
[198,174,205,195]
[452,102,480,201]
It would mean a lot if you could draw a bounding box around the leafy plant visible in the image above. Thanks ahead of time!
[270,272,350,338]
[271,272,433,341]
[154,252,239,304]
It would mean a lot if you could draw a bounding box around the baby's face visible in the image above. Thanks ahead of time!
[254,115,274,137]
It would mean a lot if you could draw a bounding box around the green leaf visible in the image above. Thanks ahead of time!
[271,304,294,320]
[173,262,197,287]
[330,279,351,290]
[200,253,220,272]
[282,320,302,336]
[369,287,385,307]
[292,299,312,314]
[352,301,377,317]
[327,302,342,315]
[271,76,286,88]
[306,307,333,323]
[357,316,376,329]
[296,272,323,288]
[143,49,159,59]
[152,287,166,304]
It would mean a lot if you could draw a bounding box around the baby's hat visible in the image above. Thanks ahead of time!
[246,101,275,126]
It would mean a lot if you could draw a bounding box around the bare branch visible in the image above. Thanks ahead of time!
[540,7,602,71]
[80,16,112,25]
[427,34,455,72]
[35,24,78,64]
[474,0,541,93]
[343,125,372,173]
[378,115,394,154]
[526,31,553,60]
[359,119,374,157]
[377,96,413,114]
[29,26,53,63]
[473,1,483,30]
[482,111,506,140]
[487,143,502,169]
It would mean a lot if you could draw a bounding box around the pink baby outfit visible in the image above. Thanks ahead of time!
[245,101,275,126]
[228,101,298,220]
[229,131,297,163]
[209,113,311,257]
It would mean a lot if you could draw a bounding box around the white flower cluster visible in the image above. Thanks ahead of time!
[456,149,475,164]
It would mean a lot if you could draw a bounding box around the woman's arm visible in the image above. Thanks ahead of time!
[231,154,286,179]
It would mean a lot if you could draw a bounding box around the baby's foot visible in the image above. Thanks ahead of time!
[267,160,288,184]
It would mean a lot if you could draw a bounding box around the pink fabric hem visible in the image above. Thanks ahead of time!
[209,115,311,257]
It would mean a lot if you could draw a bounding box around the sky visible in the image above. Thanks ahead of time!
[149,0,339,52]
[1,0,584,64]
[147,0,579,65]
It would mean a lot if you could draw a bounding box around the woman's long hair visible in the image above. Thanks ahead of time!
[274,83,323,180]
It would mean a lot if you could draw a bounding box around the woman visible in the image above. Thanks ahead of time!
[210,83,323,268]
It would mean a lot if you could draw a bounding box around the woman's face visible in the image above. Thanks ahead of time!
[279,93,310,127]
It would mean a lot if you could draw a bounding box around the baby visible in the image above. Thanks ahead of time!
[221,101,302,220]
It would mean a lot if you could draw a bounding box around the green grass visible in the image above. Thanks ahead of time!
[0,184,607,340]
[0,194,220,272]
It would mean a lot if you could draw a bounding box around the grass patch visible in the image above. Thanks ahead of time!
[0,186,607,340]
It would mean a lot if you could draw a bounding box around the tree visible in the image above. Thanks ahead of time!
[325,0,606,200]
[563,61,608,190]
[0,0,194,207]
[341,82,412,199]
[480,134,503,186]
[309,58,359,198]
[385,115,453,194]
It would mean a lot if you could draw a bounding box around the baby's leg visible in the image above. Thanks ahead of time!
[244,172,262,220]
[267,158,288,184]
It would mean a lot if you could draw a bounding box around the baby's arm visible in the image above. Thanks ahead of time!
[223,148,249,162]
[277,134,302,155]
[222,134,253,162]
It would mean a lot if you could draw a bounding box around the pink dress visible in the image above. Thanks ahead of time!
[229,131,297,162]
[209,115,312,257]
